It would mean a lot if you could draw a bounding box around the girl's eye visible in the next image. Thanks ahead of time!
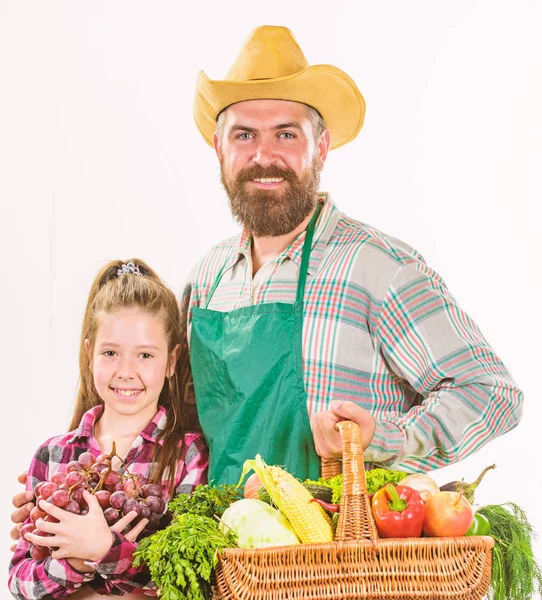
[103,350,116,357]
[140,353,153,359]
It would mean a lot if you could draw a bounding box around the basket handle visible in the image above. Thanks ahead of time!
[329,420,380,542]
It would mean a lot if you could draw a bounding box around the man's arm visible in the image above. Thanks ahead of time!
[312,261,523,471]
[11,472,34,551]
[371,262,522,470]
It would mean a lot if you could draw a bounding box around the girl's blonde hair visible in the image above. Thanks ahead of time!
[69,258,185,496]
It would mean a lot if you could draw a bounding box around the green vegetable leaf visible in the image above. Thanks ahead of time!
[304,467,407,503]
[168,483,243,519]
[133,513,237,600]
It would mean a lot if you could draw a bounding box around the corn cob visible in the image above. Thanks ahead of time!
[267,465,333,544]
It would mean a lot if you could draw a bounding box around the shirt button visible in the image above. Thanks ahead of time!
[74,583,81,588]
[101,574,108,579]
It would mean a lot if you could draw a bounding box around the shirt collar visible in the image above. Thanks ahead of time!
[67,404,168,446]
[227,193,341,276]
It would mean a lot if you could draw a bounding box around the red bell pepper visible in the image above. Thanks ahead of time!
[371,484,424,538]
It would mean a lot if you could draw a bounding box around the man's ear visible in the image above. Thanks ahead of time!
[167,344,181,378]
[317,129,331,169]
[213,133,222,161]
[84,339,93,370]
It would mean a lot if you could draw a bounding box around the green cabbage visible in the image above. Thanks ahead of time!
[218,499,300,548]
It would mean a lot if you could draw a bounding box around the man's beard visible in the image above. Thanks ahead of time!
[220,158,321,237]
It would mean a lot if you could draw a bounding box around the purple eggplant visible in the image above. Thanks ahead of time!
[439,464,496,504]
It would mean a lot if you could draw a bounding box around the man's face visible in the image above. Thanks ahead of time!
[215,99,329,237]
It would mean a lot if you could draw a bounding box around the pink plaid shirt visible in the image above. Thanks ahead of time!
[9,405,208,599]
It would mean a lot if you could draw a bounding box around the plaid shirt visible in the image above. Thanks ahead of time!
[9,405,208,599]
[180,194,522,472]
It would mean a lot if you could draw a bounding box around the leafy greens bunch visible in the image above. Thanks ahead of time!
[133,484,241,600]
[478,502,542,600]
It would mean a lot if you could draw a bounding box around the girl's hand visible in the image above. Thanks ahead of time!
[66,509,149,573]
[24,490,147,562]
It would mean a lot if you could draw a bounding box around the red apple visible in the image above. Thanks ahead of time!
[244,473,264,499]
[423,491,474,537]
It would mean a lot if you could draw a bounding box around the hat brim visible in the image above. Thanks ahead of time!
[194,64,365,151]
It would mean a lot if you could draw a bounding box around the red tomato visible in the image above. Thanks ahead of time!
[244,473,263,499]
[422,491,474,537]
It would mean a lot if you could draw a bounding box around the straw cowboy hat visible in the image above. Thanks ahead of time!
[193,25,366,151]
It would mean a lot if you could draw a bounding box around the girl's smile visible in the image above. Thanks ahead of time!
[110,387,145,401]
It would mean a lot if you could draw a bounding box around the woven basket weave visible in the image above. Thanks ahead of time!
[213,420,494,599]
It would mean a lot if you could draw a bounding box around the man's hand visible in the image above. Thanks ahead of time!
[24,490,148,562]
[310,400,376,458]
[11,471,34,551]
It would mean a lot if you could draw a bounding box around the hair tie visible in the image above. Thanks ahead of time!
[117,262,143,277]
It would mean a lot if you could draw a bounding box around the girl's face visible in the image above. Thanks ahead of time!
[87,308,179,423]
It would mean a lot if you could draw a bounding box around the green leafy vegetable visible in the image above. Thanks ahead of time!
[477,503,542,600]
[168,483,243,519]
[365,468,408,494]
[304,468,407,503]
[133,512,237,600]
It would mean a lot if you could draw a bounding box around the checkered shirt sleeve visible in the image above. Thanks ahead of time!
[365,260,523,470]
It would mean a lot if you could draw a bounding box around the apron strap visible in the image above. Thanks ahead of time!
[205,263,228,309]
[296,201,323,304]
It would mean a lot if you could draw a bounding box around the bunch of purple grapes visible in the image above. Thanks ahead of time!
[22,450,167,560]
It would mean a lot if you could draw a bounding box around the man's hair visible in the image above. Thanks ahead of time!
[305,105,326,139]
[215,103,326,145]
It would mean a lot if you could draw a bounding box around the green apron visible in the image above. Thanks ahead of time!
[189,204,322,485]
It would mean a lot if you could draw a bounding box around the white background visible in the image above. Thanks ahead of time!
[1,0,541,593]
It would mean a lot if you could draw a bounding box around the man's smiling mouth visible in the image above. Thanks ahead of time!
[252,178,285,184]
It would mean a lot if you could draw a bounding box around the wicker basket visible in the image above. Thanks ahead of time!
[213,420,494,599]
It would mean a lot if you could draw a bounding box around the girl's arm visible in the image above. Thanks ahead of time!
[8,441,150,599]
[9,532,98,600]
[8,442,99,599]
[11,491,153,598]
[78,531,157,596]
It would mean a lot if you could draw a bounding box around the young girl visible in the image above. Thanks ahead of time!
[9,259,209,599]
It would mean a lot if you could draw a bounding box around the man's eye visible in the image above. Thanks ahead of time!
[237,132,253,140]
[279,132,295,139]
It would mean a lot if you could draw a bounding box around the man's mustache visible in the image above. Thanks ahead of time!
[235,165,297,183]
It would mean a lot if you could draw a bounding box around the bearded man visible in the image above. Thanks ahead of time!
[180,25,523,485]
